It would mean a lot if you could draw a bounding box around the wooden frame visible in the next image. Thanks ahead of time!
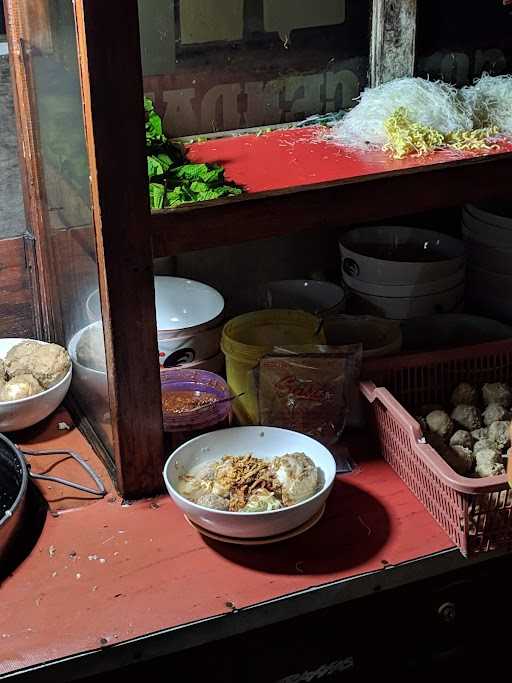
[4,0,58,340]
[370,0,417,86]
[6,0,512,498]
[73,0,165,497]
[5,0,165,498]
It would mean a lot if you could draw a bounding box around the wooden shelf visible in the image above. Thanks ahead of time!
[1,429,461,679]
[151,127,512,256]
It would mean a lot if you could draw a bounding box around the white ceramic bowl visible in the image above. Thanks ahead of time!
[339,226,465,286]
[86,277,224,330]
[163,426,336,539]
[465,202,512,231]
[343,266,464,298]
[323,314,402,358]
[348,282,465,320]
[67,324,108,402]
[86,277,224,366]
[155,277,224,331]
[158,324,222,367]
[175,351,225,374]
[264,280,346,316]
[462,211,512,249]
[0,338,72,432]
[462,230,512,276]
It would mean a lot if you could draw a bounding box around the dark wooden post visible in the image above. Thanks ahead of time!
[74,0,165,497]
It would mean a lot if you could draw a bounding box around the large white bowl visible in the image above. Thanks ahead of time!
[86,277,224,331]
[67,325,108,402]
[155,276,225,331]
[462,211,512,249]
[462,230,512,276]
[343,266,464,298]
[264,280,346,316]
[0,338,72,432]
[163,426,336,539]
[339,227,465,286]
[466,202,512,231]
[86,277,224,366]
[348,282,465,320]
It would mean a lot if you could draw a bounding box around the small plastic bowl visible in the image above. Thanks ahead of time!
[160,368,231,433]
[0,338,72,432]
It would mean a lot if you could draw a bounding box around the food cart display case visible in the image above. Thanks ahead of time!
[2,1,512,680]
[5,0,512,499]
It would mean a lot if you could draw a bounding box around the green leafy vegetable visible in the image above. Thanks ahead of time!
[157,153,173,173]
[144,98,243,209]
[149,183,165,209]
[147,155,164,179]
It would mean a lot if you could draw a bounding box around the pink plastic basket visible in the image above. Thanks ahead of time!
[361,339,512,557]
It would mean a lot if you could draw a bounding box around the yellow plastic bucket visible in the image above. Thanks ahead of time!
[221,309,325,424]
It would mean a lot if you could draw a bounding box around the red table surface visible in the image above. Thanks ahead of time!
[0,413,452,675]
[186,127,512,194]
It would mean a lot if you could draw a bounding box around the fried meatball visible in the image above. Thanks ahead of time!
[272,453,318,506]
[426,410,453,440]
[483,403,511,427]
[451,383,478,406]
[471,428,489,441]
[475,448,505,478]
[449,445,475,475]
[449,430,473,450]
[474,439,499,455]
[0,374,43,401]
[6,341,71,389]
[488,421,511,451]
[451,405,481,431]
[196,493,230,511]
[482,383,512,408]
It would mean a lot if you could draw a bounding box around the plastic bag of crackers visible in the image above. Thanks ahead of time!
[257,344,362,446]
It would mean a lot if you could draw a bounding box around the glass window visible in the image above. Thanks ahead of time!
[140,0,369,137]
[16,0,112,455]
[416,0,512,85]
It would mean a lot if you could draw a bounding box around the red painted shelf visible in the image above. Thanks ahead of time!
[0,415,459,678]
[151,127,512,256]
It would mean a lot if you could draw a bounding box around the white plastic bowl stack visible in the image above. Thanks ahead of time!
[70,277,226,399]
[339,227,466,320]
[85,277,225,372]
[462,203,512,323]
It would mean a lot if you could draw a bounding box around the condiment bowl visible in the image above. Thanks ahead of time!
[163,426,336,539]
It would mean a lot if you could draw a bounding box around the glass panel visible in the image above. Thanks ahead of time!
[140,0,369,137]
[16,0,112,455]
[416,0,512,85]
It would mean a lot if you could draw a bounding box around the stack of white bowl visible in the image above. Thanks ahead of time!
[462,203,512,323]
[339,227,466,320]
[80,276,225,375]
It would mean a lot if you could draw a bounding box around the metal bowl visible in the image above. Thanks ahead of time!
[0,434,27,560]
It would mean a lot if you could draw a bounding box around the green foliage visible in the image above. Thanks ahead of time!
[144,99,243,209]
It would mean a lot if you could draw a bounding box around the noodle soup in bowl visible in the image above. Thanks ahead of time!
[163,426,336,539]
